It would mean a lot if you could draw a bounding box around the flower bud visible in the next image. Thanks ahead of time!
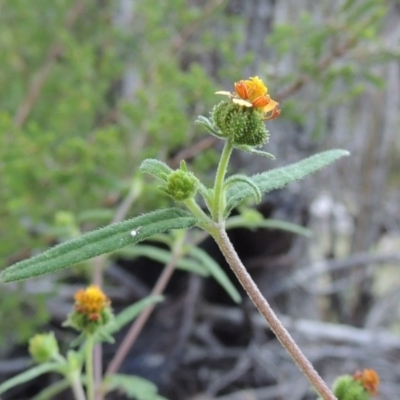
[165,169,199,201]
[329,369,380,400]
[212,101,269,147]
[29,332,60,363]
[64,285,113,334]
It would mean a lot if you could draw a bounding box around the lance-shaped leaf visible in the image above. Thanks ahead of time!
[225,216,312,237]
[188,246,241,303]
[0,363,60,395]
[225,149,349,215]
[117,245,208,276]
[105,374,168,400]
[103,295,164,337]
[0,208,197,283]
[140,158,174,182]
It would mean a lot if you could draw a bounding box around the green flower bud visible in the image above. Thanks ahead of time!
[29,332,60,363]
[211,101,269,147]
[165,169,199,201]
[332,375,370,400]
[65,306,114,335]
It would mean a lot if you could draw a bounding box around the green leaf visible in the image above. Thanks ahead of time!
[117,245,209,276]
[0,208,197,283]
[31,379,70,400]
[226,150,349,214]
[224,174,262,204]
[0,363,59,395]
[105,374,168,400]
[140,159,174,182]
[226,216,312,237]
[188,246,241,303]
[103,295,164,338]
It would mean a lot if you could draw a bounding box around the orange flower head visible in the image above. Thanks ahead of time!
[216,76,280,120]
[64,284,113,334]
[235,76,267,102]
[353,369,380,396]
[74,285,110,316]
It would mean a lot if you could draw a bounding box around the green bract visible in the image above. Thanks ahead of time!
[211,101,269,147]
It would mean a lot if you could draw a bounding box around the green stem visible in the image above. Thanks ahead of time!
[85,335,95,400]
[184,198,212,230]
[211,141,233,221]
[69,370,87,400]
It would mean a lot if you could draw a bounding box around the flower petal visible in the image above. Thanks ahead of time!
[232,98,253,107]
[263,99,279,113]
[234,81,249,100]
[215,91,233,97]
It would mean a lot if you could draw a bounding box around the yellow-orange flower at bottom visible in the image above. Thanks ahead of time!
[74,285,110,317]
[65,285,113,334]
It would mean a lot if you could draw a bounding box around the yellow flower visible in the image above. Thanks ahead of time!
[74,285,110,319]
[216,76,280,121]
[353,369,380,396]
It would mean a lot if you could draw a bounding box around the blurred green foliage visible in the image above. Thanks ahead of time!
[0,0,238,346]
[0,0,393,346]
[269,0,391,134]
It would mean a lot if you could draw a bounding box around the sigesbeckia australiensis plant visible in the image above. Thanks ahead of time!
[0,76,351,400]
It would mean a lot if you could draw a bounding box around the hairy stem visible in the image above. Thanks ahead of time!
[212,141,233,221]
[69,370,87,400]
[85,335,95,400]
[212,226,336,400]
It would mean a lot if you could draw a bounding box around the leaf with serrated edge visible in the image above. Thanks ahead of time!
[0,208,197,283]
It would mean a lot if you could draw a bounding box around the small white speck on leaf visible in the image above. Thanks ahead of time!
[130,227,141,237]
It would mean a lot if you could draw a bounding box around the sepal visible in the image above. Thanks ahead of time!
[236,144,275,159]
[195,115,224,139]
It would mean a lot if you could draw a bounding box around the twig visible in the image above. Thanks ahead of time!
[202,304,400,350]
[276,38,356,102]
[269,251,400,297]
[212,227,336,400]
[169,136,217,168]
[104,233,186,378]
[171,0,227,53]
[92,179,142,400]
